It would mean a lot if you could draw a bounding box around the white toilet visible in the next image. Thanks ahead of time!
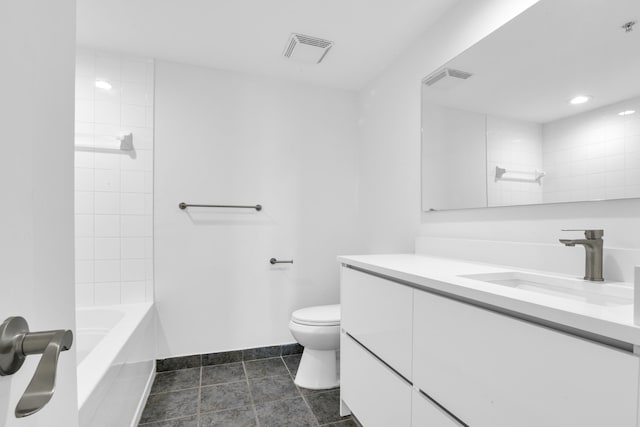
[288,304,340,389]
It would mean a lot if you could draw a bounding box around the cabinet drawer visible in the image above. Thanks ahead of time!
[341,333,411,427]
[341,266,413,378]
[412,389,464,427]
[413,290,640,427]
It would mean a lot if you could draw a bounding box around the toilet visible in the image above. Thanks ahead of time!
[288,304,340,389]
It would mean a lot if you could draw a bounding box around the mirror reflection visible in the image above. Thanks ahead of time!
[421,0,640,211]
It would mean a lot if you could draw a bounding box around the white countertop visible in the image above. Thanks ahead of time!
[338,254,640,346]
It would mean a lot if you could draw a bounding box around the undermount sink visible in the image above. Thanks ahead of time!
[460,271,633,307]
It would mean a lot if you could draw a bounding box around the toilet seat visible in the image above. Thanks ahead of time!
[291,304,340,326]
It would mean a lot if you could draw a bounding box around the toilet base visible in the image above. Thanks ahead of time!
[294,348,339,390]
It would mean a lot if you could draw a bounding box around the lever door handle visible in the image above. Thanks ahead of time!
[0,316,73,418]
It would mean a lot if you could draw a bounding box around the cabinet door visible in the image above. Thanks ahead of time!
[413,291,640,427]
[341,333,411,427]
[341,266,413,378]
[412,389,464,427]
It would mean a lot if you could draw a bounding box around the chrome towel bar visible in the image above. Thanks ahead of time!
[179,202,262,211]
[270,258,293,265]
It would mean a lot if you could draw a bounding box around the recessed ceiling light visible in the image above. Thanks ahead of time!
[95,80,112,90]
[618,110,636,116]
[569,95,591,105]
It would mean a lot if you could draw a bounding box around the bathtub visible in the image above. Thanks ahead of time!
[76,303,155,427]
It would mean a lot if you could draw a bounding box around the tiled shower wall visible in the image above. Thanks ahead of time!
[74,48,154,306]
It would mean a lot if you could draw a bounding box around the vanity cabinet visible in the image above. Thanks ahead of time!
[341,333,412,427]
[341,266,413,379]
[413,290,640,427]
[340,266,640,427]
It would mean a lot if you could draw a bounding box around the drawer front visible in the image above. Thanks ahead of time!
[413,290,640,427]
[412,389,463,427]
[341,333,411,427]
[341,266,413,378]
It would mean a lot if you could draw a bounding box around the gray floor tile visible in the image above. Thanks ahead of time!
[305,389,348,425]
[201,362,246,386]
[139,415,199,427]
[255,397,317,427]
[244,357,289,379]
[202,350,243,366]
[322,419,357,427]
[281,343,304,356]
[243,345,281,361]
[299,385,340,396]
[283,354,301,376]
[200,406,257,426]
[200,381,253,413]
[249,374,300,403]
[139,388,199,424]
[151,368,200,394]
[156,355,201,372]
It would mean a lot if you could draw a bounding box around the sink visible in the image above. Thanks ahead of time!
[459,271,632,307]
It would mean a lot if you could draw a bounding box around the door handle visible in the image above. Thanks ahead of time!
[0,316,73,418]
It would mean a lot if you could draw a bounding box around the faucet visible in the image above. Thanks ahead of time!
[559,229,604,281]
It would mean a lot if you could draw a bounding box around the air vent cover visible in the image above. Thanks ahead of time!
[283,33,333,64]
[422,68,473,89]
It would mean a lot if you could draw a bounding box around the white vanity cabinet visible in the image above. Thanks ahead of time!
[413,290,640,427]
[340,265,640,427]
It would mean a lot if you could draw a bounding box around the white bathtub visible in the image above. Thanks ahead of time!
[76,303,155,427]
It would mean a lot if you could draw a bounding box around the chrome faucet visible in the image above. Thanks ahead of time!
[559,229,604,281]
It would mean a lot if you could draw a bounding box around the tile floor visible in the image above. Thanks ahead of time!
[139,354,356,426]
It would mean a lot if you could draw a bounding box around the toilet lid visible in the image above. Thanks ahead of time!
[291,304,340,326]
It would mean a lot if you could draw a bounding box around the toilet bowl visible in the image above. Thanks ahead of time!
[288,304,340,390]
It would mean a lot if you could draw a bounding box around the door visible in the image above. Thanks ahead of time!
[0,1,79,426]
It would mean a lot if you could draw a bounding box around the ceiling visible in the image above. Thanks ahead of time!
[77,0,459,90]
[423,0,640,123]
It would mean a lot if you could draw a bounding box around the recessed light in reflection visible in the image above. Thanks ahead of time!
[569,95,591,105]
[618,110,636,116]
[95,80,112,90]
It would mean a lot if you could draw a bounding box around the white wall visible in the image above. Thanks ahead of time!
[74,49,155,306]
[0,1,79,425]
[154,61,360,357]
[358,0,640,261]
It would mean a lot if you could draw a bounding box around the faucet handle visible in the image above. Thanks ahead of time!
[561,229,603,239]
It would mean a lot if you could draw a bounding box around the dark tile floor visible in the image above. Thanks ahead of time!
[139,354,357,426]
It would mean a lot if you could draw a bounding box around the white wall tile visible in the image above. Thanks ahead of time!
[74,48,154,305]
[121,259,145,281]
[121,237,145,259]
[76,283,95,307]
[75,214,94,237]
[121,170,145,192]
[120,193,145,214]
[94,215,120,237]
[75,168,94,191]
[75,191,94,214]
[121,281,146,304]
[95,237,121,260]
[121,215,151,237]
[94,101,120,125]
[75,237,94,260]
[94,192,120,214]
[75,260,94,283]
[94,282,121,305]
[94,260,120,283]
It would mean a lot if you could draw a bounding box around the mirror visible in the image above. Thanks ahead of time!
[421,0,640,211]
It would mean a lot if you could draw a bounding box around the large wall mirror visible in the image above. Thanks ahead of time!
[421,0,640,211]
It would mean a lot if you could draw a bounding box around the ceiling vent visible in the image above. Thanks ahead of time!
[283,33,333,64]
[423,68,473,89]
